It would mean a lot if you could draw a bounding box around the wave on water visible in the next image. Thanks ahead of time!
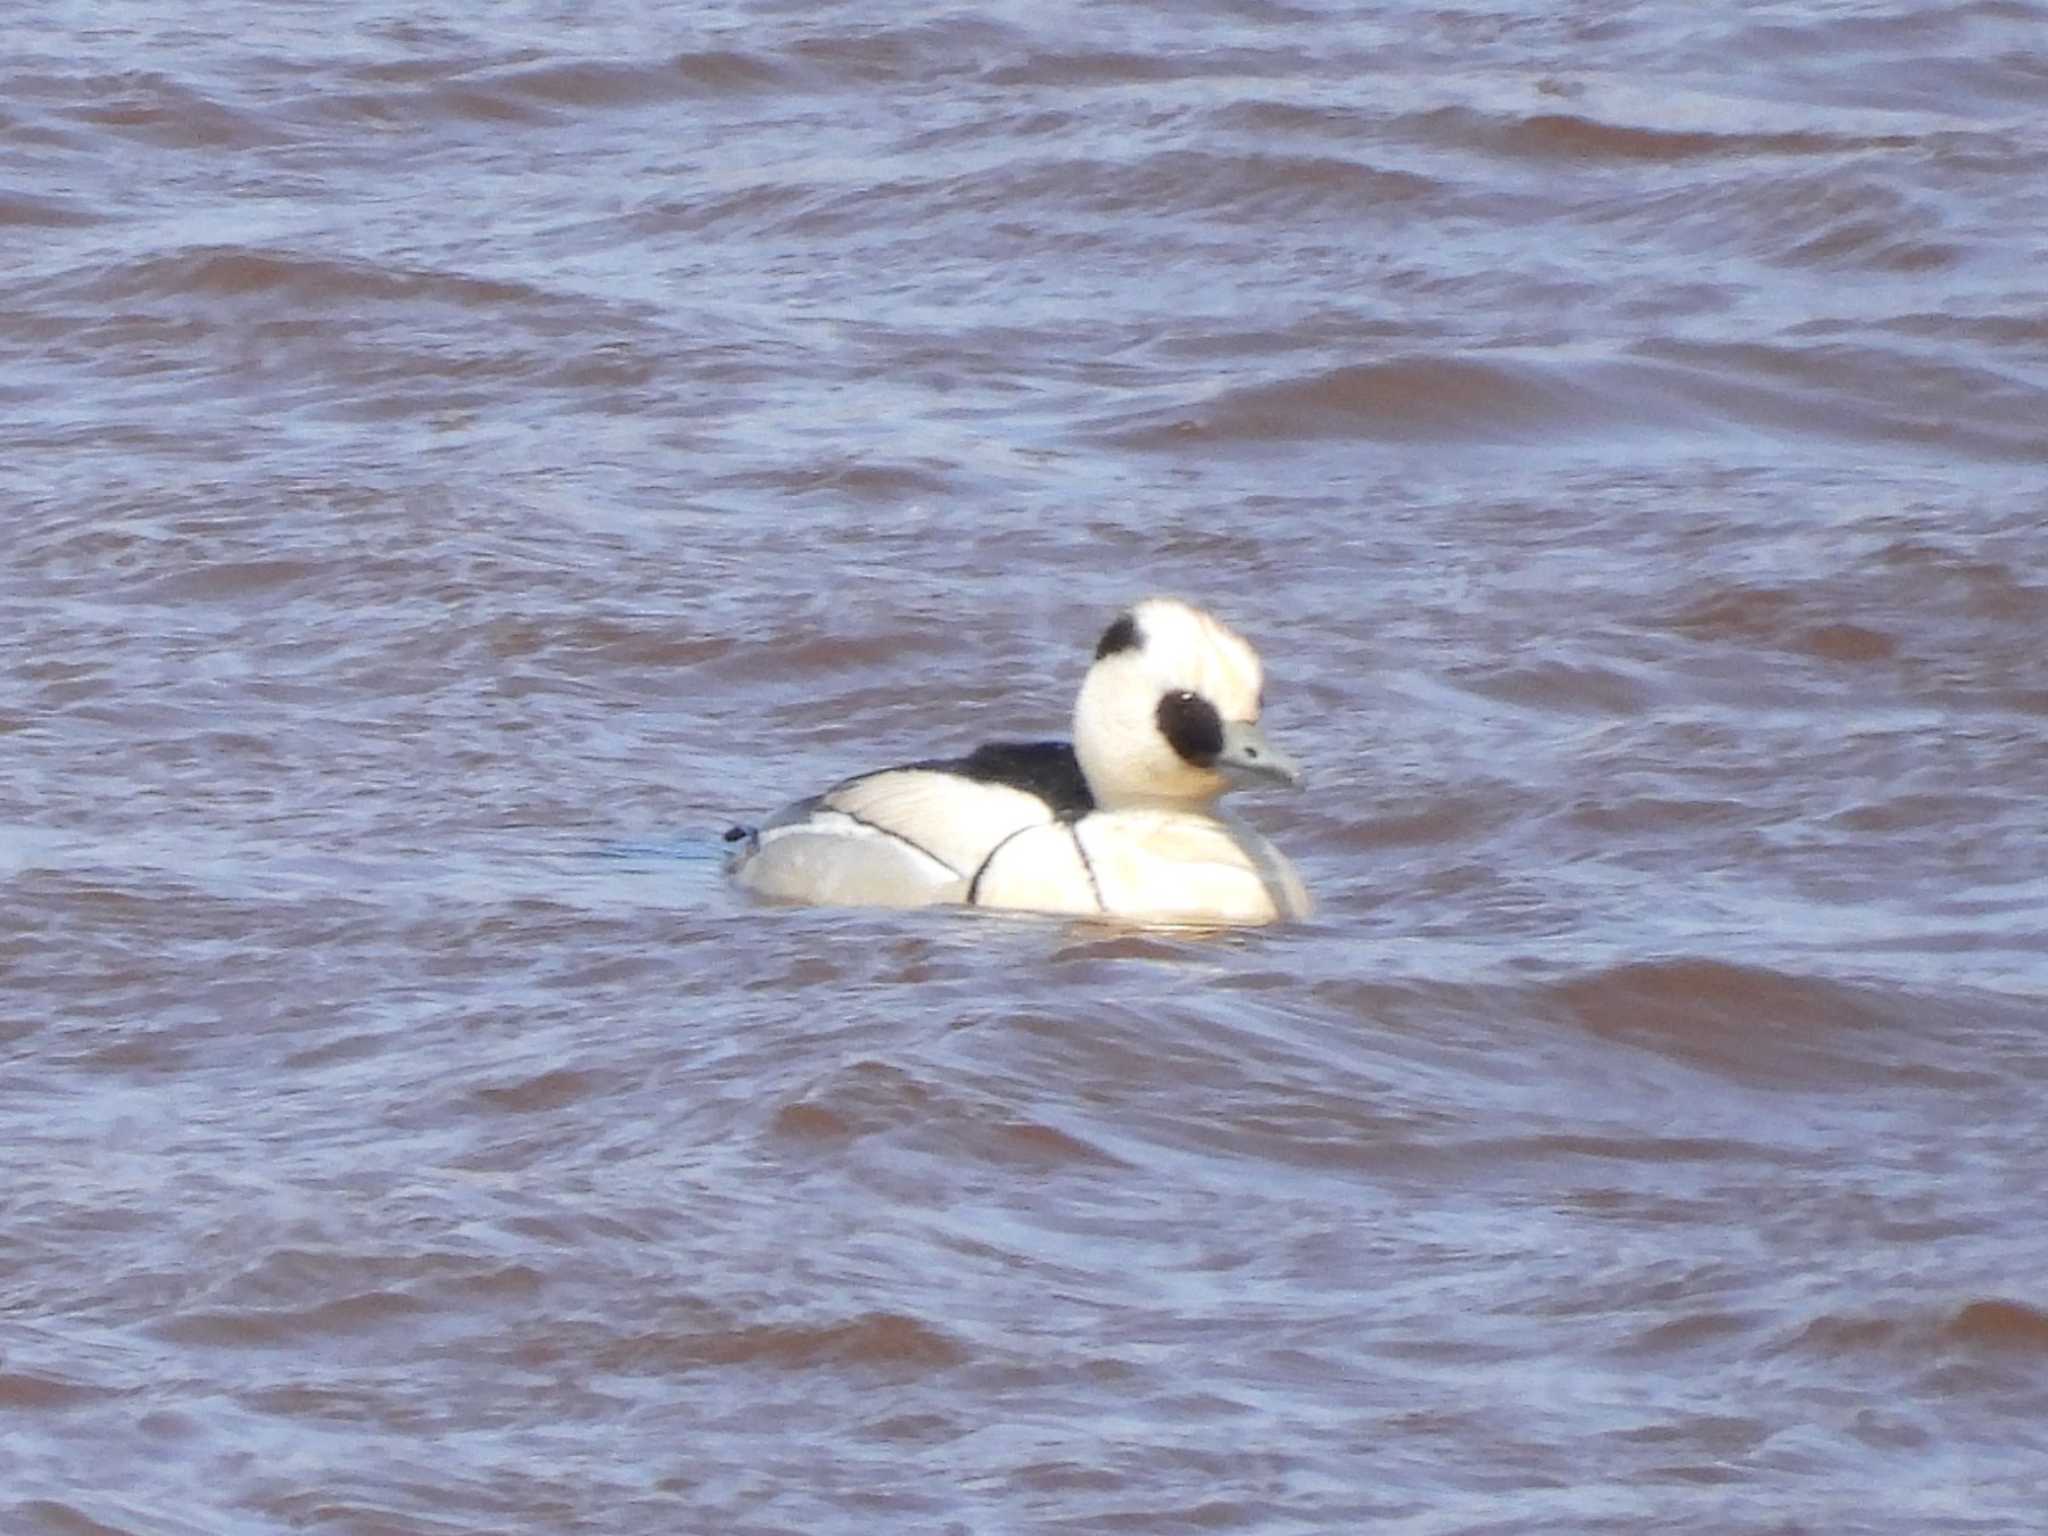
[1094,341,2048,460]
[7,1,2048,1530]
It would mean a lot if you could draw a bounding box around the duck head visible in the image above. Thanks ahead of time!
[1073,597,1302,810]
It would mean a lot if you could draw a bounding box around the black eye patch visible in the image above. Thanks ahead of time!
[1095,612,1142,660]
[1156,689,1223,767]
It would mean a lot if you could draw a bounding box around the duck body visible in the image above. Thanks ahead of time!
[968,805,1310,924]
[727,740,1089,911]
[726,599,1312,926]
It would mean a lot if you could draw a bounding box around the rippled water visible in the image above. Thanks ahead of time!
[5,1,2047,1531]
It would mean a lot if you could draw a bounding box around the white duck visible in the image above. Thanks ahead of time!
[725,597,1311,925]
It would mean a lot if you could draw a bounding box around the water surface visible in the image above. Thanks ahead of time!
[5,1,2047,1530]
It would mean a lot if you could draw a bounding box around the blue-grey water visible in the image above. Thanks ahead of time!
[4,2,2047,1531]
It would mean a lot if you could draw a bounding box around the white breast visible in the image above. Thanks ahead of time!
[971,809,1311,925]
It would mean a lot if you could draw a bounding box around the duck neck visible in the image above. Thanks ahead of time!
[1081,773,1224,817]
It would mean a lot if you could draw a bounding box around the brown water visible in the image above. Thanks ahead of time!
[5,2,2048,1530]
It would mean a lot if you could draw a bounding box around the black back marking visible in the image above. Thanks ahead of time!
[1095,612,1142,660]
[1156,690,1224,767]
[915,739,1095,821]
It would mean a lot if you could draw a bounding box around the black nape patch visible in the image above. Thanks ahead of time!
[1157,690,1224,767]
[1095,612,1142,660]
[919,740,1095,820]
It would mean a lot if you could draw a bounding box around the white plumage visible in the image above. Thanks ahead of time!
[726,598,1311,925]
